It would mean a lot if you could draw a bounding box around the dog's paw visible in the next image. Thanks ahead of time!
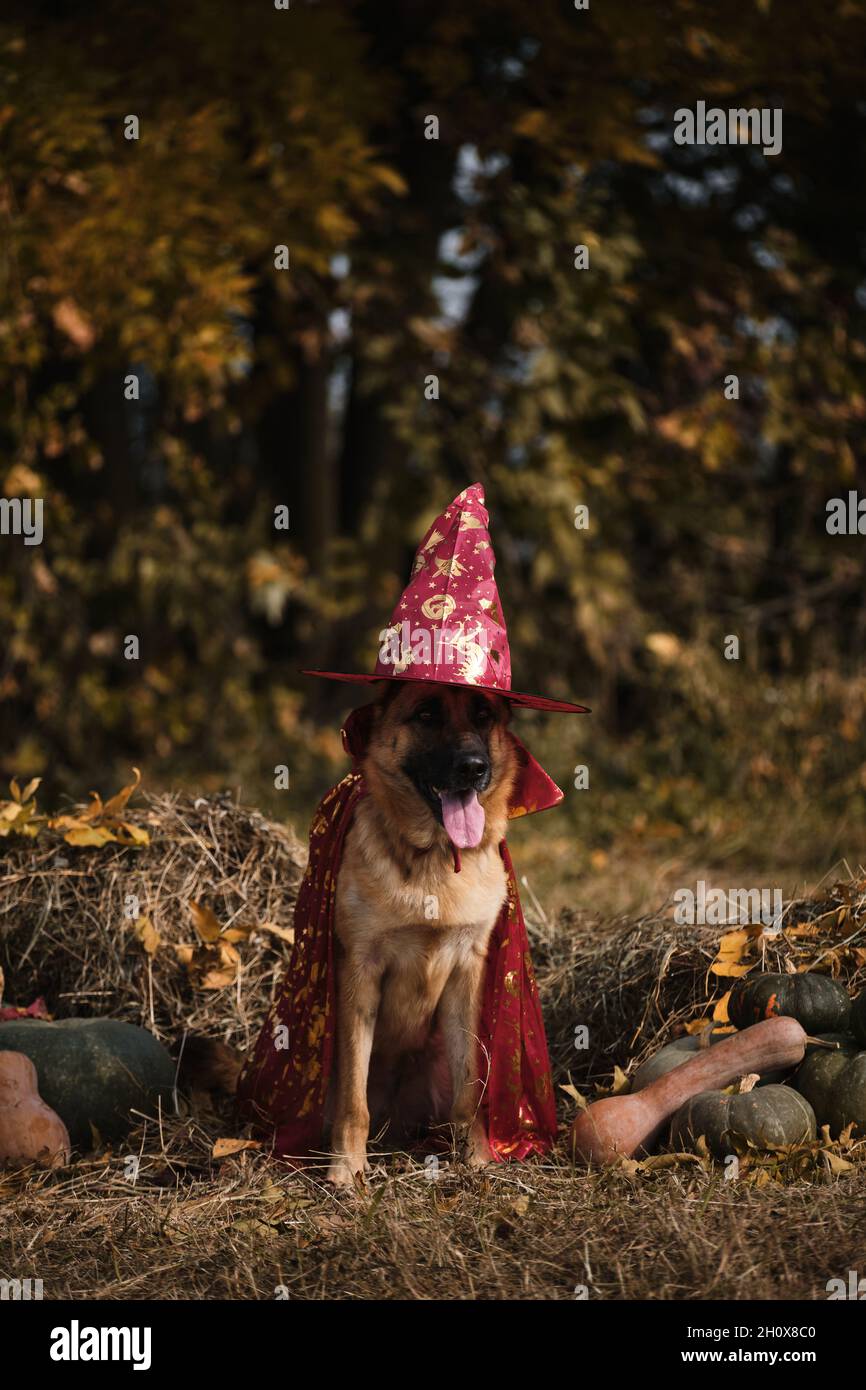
[326,1155,369,1189]
[453,1118,493,1169]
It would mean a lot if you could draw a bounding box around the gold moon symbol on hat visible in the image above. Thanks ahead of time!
[421,593,456,620]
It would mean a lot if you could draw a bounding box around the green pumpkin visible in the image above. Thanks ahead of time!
[632,1028,791,1092]
[850,990,866,1048]
[794,1033,866,1137]
[0,1018,175,1149]
[728,972,851,1034]
[669,1084,816,1158]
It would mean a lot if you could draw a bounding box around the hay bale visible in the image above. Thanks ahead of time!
[0,791,306,1050]
[532,880,866,1087]
[531,909,724,1085]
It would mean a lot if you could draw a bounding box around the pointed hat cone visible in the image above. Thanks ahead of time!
[305,482,590,714]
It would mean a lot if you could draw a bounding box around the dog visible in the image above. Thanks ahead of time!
[325,679,517,1185]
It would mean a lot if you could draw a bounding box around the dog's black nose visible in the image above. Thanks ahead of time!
[454,753,489,786]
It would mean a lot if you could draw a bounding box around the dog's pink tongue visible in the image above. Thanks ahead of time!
[439,790,485,849]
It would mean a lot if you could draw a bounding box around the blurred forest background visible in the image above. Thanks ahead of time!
[2,0,866,913]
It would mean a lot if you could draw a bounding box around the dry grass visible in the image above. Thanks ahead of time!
[3,1115,866,1301]
[3,790,866,1300]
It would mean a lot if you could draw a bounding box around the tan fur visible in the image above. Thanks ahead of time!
[327,682,517,1185]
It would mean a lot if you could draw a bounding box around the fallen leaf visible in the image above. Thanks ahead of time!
[133,915,161,956]
[709,927,760,978]
[212,1138,261,1160]
[611,1065,630,1095]
[190,901,223,943]
[101,767,142,819]
[821,1149,855,1174]
[62,824,116,847]
[713,990,732,1024]
[256,921,295,944]
[559,1081,588,1110]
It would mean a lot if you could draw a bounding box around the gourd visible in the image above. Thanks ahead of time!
[631,1028,791,1092]
[669,1084,816,1157]
[0,1051,70,1168]
[630,1030,727,1092]
[728,972,850,1034]
[571,1017,808,1166]
[0,1018,175,1149]
[794,1033,866,1137]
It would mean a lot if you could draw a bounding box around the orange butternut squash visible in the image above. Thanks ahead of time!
[0,1050,70,1168]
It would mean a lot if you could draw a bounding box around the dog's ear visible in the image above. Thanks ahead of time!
[341,703,377,761]
[341,686,392,761]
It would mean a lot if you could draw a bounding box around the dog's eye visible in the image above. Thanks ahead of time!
[413,705,438,723]
[474,704,494,724]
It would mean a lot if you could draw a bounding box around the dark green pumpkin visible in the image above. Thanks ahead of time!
[728,972,851,1034]
[850,990,866,1048]
[0,1018,175,1149]
[669,1084,816,1158]
[632,1028,789,1092]
[794,1033,866,1137]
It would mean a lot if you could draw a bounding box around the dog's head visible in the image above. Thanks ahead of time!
[361,682,516,850]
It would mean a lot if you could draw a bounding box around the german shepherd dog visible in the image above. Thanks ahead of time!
[326,680,517,1186]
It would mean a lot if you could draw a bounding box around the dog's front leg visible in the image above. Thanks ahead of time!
[328,952,382,1187]
[439,951,494,1168]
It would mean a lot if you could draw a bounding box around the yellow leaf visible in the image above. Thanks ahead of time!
[710,961,753,979]
[81,791,105,823]
[684,1017,714,1035]
[641,1152,705,1171]
[63,825,116,846]
[101,767,142,819]
[709,928,759,979]
[821,1150,855,1174]
[257,921,294,944]
[713,990,732,1024]
[192,939,240,989]
[222,924,254,944]
[212,1138,260,1160]
[133,915,161,957]
[20,777,41,802]
[611,1065,630,1095]
[559,1082,588,1110]
[190,901,222,943]
[116,821,149,845]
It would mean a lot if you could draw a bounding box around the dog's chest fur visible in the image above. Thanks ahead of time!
[334,798,508,1054]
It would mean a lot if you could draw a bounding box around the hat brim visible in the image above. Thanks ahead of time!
[302,669,590,715]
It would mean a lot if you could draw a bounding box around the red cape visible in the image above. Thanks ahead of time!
[237,724,559,1161]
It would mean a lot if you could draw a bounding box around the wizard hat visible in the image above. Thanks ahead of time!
[305,482,589,716]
